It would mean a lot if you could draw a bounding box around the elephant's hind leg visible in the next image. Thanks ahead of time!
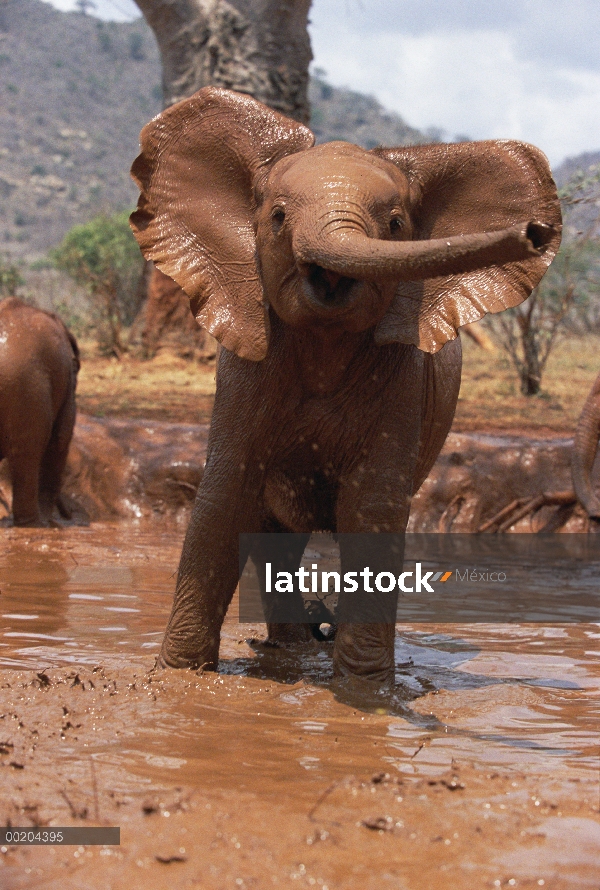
[250,531,313,645]
[1,377,53,526]
[39,391,76,522]
[9,447,46,526]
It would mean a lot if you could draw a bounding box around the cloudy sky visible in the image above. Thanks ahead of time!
[43,0,600,167]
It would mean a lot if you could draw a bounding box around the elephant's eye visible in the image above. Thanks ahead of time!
[390,215,404,235]
[271,207,286,231]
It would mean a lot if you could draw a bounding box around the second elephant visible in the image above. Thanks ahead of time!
[572,370,600,519]
[0,297,80,526]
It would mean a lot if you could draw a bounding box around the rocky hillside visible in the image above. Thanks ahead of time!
[309,72,425,150]
[0,0,427,263]
[553,151,600,235]
[554,150,600,187]
[0,0,162,261]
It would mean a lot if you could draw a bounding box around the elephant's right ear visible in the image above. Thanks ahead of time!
[372,140,561,353]
[130,88,314,360]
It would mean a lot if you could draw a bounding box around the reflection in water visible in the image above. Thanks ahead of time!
[0,525,178,668]
[0,545,70,641]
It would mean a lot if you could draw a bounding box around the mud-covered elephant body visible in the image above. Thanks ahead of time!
[131,88,561,682]
[572,370,600,520]
[0,298,80,526]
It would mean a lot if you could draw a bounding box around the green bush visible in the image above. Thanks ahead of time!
[0,256,23,297]
[51,211,145,355]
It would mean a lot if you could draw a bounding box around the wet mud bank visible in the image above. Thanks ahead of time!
[1,655,599,890]
[0,415,209,524]
[1,415,592,530]
[410,431,592,532]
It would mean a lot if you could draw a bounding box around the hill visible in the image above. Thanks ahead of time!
[553,150,600,187]
[553,151,600,236]
[309,72,426,150]
[0,0,427,263]
[0,0,162,261]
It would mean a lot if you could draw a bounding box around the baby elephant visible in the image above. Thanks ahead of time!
[0,297,80,526]
[131,88,561,683]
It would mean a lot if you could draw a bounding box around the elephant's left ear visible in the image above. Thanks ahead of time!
[372,141,562,352]
[130,87,314,360]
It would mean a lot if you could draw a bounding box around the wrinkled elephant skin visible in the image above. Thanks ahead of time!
[129,87,561,684]
[140,264,218,360]
[0,298,79,527]
[572,370,600,519]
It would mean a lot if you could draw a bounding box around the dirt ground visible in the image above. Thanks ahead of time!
[74,334,600,434]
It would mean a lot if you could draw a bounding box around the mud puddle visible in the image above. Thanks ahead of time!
[0,524,599,889]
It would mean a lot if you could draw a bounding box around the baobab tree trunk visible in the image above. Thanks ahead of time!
[132,0,313,355]
[134,0,312,121]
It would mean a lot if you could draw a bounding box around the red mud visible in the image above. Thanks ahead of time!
[1,415,593,531]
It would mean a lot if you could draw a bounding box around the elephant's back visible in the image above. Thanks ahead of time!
[0,298,74,415]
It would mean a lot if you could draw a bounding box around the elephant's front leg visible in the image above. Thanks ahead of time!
[159,462,263,670]
[333,403,421,683]
[334,532,405,684]
[332,344,460,683]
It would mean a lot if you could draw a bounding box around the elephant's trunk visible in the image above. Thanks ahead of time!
[293,221,554,282]
[572,373,600,518]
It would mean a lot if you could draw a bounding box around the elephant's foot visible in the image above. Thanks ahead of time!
[158,623,221,671]
[155,650,218,671]
[332,623,396,685]
[12,514,45,528]
[56,493,74,519]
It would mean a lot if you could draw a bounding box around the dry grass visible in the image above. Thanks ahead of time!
[456,334,600,435]
[76,335,600,436]
[76,347,217,425]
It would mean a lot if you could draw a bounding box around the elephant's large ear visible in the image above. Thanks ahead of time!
[372,141,562,353]
[130,88,314,360]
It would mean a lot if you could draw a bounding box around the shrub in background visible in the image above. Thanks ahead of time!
[51,211,144,356]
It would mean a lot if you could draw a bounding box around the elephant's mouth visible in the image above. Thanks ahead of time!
[302,264,358,313]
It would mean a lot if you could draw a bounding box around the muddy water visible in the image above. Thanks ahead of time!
[0,524,599,889]
[0,525,182,671]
